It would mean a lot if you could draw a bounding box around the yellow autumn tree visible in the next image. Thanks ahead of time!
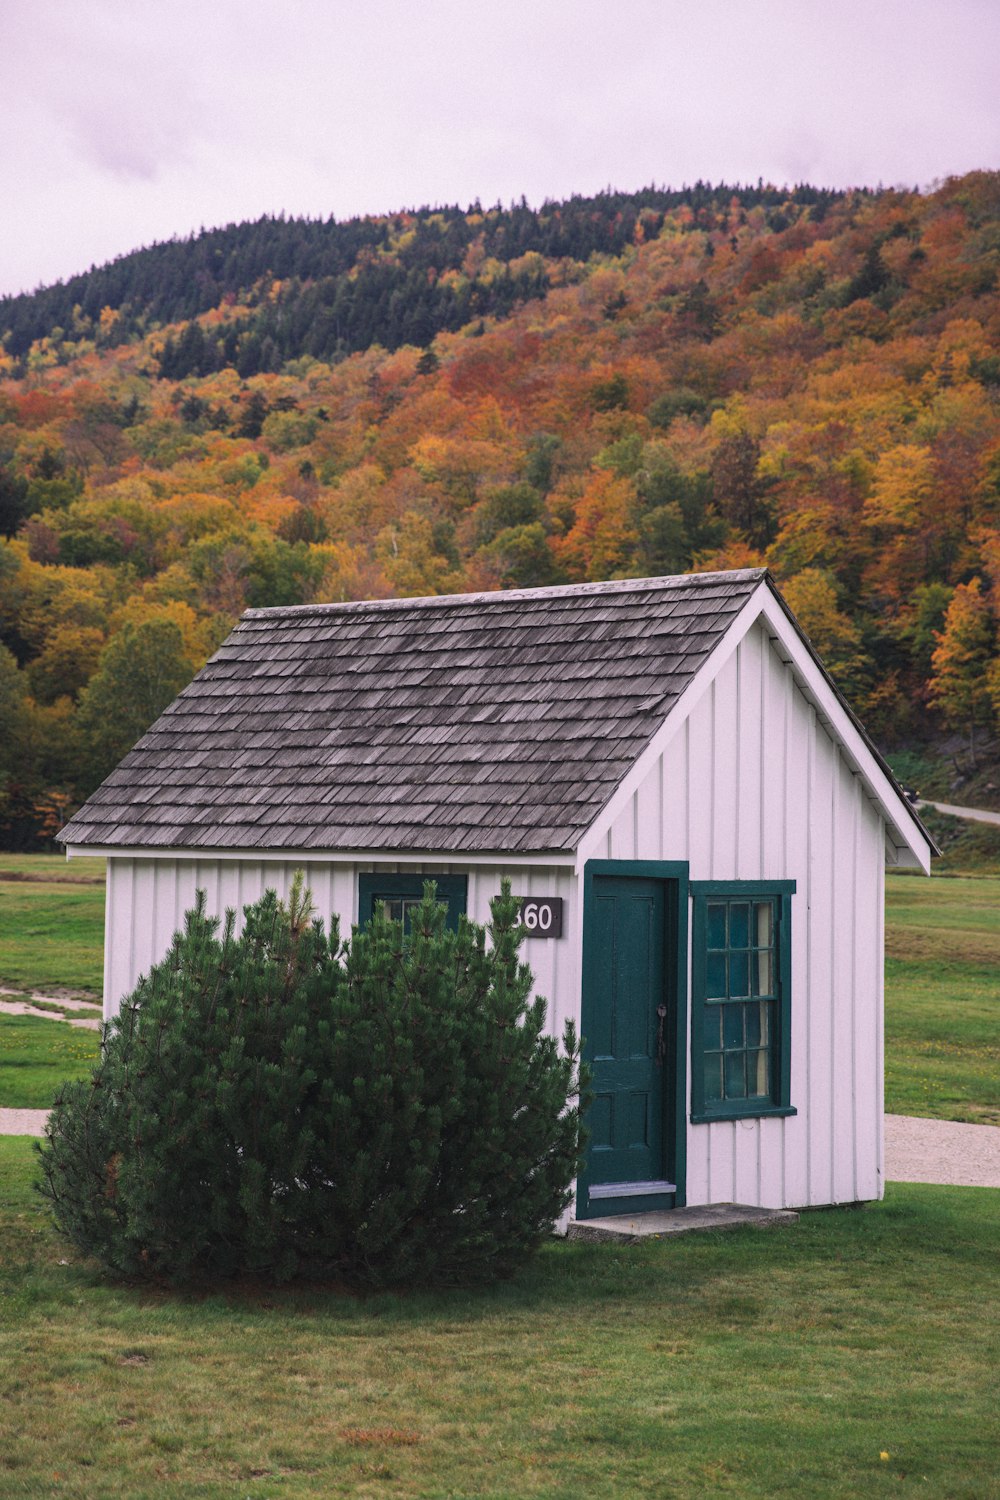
[928,578,996,762]
[863,444,937,599]
[374,511,463,597]
[781,568,871,707]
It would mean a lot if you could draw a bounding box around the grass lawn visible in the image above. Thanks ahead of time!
[0,853,105,882]
[0,1017,101,1108]
[0,1137,996,1499]
[0,873,105,997]
[0,857,106,1106]
[885,873,1000,1125]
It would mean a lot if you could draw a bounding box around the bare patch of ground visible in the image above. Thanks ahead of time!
[0,987,101,1029]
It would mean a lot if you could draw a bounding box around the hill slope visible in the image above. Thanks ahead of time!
[0,184,843,368]
[0,173,998,847]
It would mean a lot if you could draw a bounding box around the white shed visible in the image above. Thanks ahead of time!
[60,569,934,1225]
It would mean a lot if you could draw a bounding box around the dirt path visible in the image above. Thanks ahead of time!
[0,1109,50,1136]
[0,987,102,1030]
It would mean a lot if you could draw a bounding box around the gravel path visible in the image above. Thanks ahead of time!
[0,1109,50,1136]
[922,799,1000,826]
[884,1113,1000,1188]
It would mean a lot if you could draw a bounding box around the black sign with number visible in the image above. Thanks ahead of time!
[516,897,563,938]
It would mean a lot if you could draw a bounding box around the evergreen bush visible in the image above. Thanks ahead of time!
[37,878,586,1288]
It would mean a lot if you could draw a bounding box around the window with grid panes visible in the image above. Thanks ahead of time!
[690,882,796,1122]
[358,874,467,933]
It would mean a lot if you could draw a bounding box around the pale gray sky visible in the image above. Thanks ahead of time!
[0,0,996,297]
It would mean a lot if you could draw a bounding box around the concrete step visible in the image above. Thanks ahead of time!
[567,1202,799,1243]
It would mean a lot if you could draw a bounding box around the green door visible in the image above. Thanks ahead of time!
[579,874,678,1217]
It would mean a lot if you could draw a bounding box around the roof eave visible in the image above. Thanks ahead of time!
[62,842,578,867]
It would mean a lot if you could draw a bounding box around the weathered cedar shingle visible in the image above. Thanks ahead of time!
[60,569,764,855]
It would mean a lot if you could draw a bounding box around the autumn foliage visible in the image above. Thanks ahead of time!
[2,174,1000,845]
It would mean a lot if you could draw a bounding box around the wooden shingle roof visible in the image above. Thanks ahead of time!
[60,569,766,855]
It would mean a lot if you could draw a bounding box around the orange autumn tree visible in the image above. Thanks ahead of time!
[553,471,640,582]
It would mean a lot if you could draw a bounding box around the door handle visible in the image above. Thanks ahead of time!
[656,1003,667,1067]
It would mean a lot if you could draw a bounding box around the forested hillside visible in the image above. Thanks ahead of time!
[0,184,842,369]
[1,173,998,847]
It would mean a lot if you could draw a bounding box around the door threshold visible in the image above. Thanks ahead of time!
[589,1179,677,1200]
[568,1203,799,1242]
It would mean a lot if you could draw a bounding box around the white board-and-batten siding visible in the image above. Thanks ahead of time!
[102,857,579,1057]
[587,620,886,1212]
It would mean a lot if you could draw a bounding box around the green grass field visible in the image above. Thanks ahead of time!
[0,1016,101,1108]
[0,853,105,882]
[885,873,1000,1124]
[1,862,998,1494]
[0,875,105,997]
[0,1135,997,1499]
[2,858,999,1121]
[0,859,106,1104]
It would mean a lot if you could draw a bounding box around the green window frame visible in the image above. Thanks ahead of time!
[690,881,796,1124]
[358,873,467,933]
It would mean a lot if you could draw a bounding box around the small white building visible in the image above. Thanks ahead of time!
[60,569,933,1225]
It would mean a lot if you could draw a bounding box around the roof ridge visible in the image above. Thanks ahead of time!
[243,569,769,622]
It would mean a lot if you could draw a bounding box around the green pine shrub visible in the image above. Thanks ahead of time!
[36,878,587,1288]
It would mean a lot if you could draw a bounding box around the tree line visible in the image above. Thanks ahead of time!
[0,183,849,366]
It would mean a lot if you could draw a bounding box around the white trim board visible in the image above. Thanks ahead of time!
[575,586,766,869]
[65,846,577,869]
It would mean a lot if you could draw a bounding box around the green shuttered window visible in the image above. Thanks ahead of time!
[690,881,796,1123]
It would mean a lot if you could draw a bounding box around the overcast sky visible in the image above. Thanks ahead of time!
[0,0,996,299]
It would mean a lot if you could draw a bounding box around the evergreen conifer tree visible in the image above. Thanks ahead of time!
[37,879,586,1288]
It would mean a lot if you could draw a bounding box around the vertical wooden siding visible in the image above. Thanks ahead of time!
[600,621,886,1210]
[103,858,577,1050]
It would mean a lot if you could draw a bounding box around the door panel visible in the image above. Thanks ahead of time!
[581,876,675,1215]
